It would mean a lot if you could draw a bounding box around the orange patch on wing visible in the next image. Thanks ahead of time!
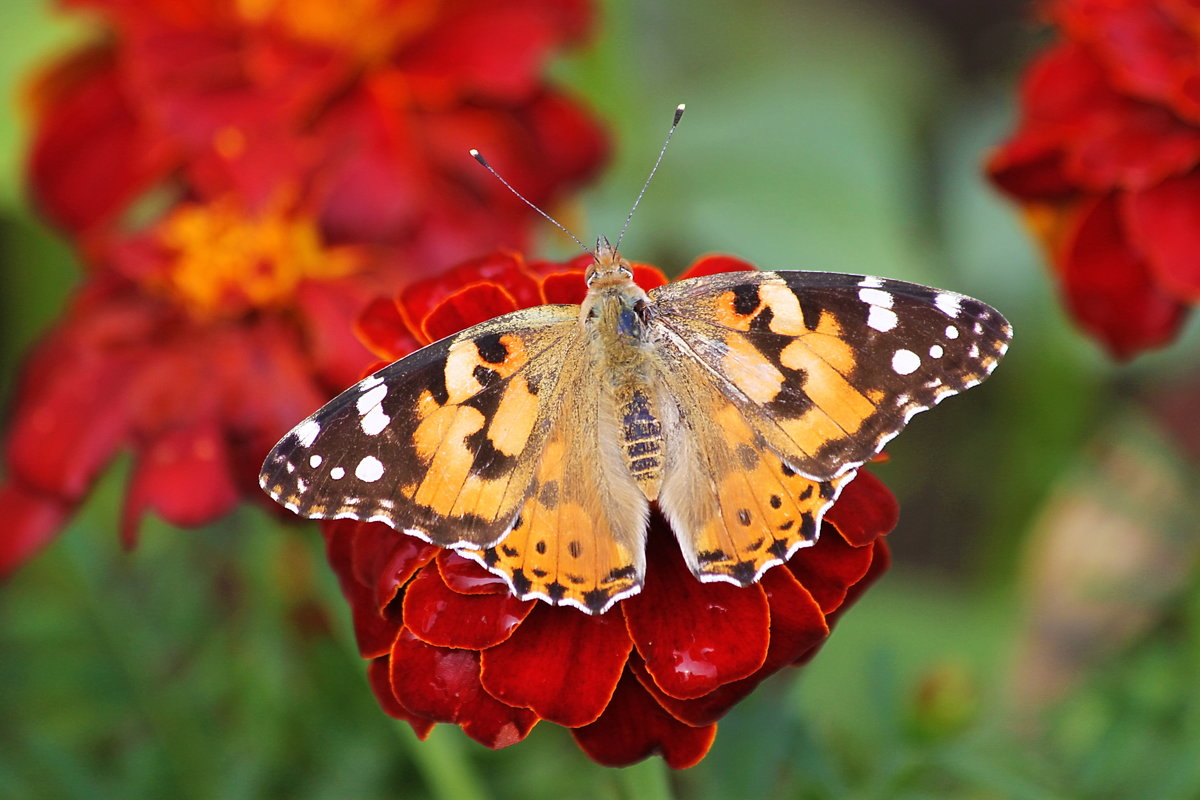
[713,289,759,331]
[488,375,540,457]
[721,333,785,403]
[412,406,485,514]
[759,281,808,336]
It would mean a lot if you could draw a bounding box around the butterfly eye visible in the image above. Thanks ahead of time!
[633,298,651,322]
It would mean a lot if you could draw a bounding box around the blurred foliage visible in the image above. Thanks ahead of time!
[2,0,1199,798]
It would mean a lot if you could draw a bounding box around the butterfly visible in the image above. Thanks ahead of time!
[260,238,1011,614]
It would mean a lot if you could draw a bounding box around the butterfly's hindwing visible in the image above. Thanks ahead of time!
[259,305,580,549]
[648,270,1011,482]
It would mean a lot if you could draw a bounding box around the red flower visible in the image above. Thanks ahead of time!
[1,1,606,573]
[29,0,604,264]
[987,0,1200,358]
[323,252,898,767]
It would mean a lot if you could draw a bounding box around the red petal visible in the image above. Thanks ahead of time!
[322,521,409,658]
[631,567,828,726]
[0,483,72,576]
[796,540,891,666]
[631,264,669,291]
[1124,171,1200,298]
[27,45,176,234]
[389,629,539,749]
[677,255,758,279]
[120,422,239,546]
[539,270,589,304]
[786,521,877,615]
[403,564,534,649]
[436,550,512,595]
[293,278,378,390]
[367,656,435,738]
[480,604,632,727]
[1060,195,1188,357]
[572,670,717,769]
[399,252,541,332]
[354,297,421,362]
[824,470,898,547]
[624,524,770,699]
[421,283,520,341]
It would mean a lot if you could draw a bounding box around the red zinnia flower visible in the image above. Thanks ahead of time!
[1,0,606,573]
[987,0,1200,358]
[322,251,898,767]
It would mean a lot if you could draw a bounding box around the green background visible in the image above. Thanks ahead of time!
[3,0,1199,797]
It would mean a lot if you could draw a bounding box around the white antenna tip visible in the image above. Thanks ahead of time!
[674,104,685,122]
[468,148,479,157]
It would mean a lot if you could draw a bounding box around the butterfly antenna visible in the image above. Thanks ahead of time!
[469,149,592,255]
[614,103,685,252]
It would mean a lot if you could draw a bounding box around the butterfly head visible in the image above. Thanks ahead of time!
[580,237,652,341]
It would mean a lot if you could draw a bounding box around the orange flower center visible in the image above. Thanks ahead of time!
[156,196,359,318]
[236,0,442,65]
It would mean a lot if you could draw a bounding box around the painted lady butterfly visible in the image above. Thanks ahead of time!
[260,237,1010,613]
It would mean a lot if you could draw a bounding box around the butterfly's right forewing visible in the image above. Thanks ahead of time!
[259,305,581,550]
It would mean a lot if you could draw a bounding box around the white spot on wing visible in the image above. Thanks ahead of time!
[892,349,921,375]
[867,305,898,332]
[309,454,323,468]
[356,383,387,415]
[359,374,384,391]
[360,404,390,436]
[355,455,385,483]
[945,325,959,340]
[929,344,944,358]
[330,466,346,480]
[859,276,884,288]
[935,292,962,318]
[295,419,320,448]
[858,287,893,308]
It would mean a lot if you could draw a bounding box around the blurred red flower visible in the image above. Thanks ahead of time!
[1,0,606,573]
[987,0,1200,358]
[324,251,898,767]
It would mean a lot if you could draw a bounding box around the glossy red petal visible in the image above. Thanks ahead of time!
[389,629,539,749]
[480,604,632,727]
[435,550,513,595]
[676,255,758,280]
[367,656,435,738]
[402,564,534,649]
[121,422,240,547]
[787,521,878,615]
[824,470,898,547]
[1060,195,1189,358]
[421,283,520,341]
[572,670,717,769]
[624,524,770,700]
[322,521,407,658]
[1124,171,1200,299]
[0,483,73,576]
[631,567,829,726]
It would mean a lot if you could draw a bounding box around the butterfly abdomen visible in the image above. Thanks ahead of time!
[618,387,664,499]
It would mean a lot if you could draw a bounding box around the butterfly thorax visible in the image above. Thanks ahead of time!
[580,243,665,501]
